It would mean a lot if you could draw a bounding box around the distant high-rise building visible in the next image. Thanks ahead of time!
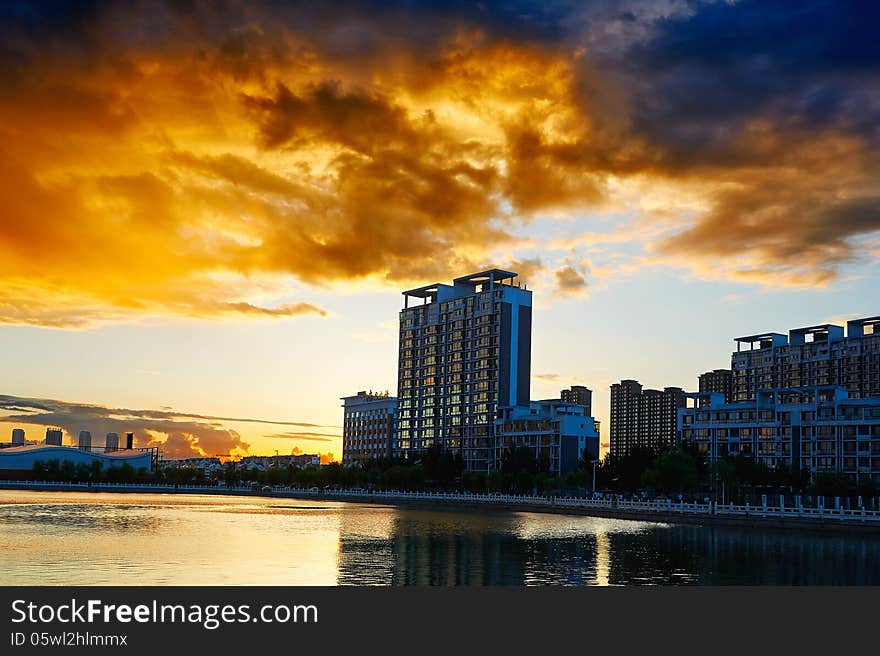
[698,369,733,402]
[609,380,686,457]
[732,317,880,402]
[125,432,134,449]
[45,428,62,446]
[105,432,120,451]
[560,385,592,414]
[397,269,532,472]
[341,391,397,465]
[78,431,92,450]
[11,428,25,445]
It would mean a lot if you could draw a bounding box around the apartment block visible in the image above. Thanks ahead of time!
[560,385,592,415]
[494,400,599,476]
[341,391,397,465]
[609,380,686,457]
[397,269,532,472]
[732,317,880,402]
[698,369,733,402]
[680,387,880,481]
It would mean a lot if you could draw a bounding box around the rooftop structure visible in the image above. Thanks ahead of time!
[397,268,533,472]
[731,316,880,402]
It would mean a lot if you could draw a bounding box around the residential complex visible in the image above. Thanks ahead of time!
[680,317,880,481]
[494,400,599,476]
[698,369,733,402]
[681,387,880,480]
[732,318,880,402]
[341,390,398,465]
[238,454,321,469]
[343,268,600,474]
[609,380,686,457]
[397,269,533,472]
[560,385,592,415]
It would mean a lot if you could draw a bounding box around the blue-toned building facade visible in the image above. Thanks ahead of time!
[680,387,880,481]
[494,400,599,476]
[396,270,532,472]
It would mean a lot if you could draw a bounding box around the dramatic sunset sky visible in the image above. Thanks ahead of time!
[1,0,878,460]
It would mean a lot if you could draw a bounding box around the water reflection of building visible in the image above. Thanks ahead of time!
[603,524,880,585]
[335,508,602,585]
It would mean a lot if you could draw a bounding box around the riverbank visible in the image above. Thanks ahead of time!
[3,481,880,536]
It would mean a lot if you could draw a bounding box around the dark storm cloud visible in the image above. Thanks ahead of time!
[624,0,880,162]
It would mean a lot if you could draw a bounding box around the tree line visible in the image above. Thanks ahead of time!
[28,445,879,503]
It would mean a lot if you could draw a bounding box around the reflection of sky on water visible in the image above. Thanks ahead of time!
[2,491,880,586]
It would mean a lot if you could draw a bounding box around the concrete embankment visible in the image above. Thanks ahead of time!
[3,483,880,536]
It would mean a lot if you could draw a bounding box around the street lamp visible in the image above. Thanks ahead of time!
[591,459,599,495]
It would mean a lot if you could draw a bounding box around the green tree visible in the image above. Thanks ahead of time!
[642,449,697,494]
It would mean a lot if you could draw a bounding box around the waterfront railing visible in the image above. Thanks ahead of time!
[3,480,879,524]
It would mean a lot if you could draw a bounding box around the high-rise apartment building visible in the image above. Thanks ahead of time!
[11,428,25,445]
[78,431,92,450]
[609,380,686,457]
[397,269,532,472]
[341,390,397,465]
[45,428,62,446]
[560,385,592,415]
[105,432,120,451]
[698,369,733,402]
[732,318,880,402]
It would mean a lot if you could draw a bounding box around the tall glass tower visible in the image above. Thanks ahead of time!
[396,269,532,472]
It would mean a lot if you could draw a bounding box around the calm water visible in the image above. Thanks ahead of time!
[1,490,878,585]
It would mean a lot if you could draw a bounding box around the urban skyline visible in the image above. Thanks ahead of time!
[1,1,879,463]
[2,282,879,463]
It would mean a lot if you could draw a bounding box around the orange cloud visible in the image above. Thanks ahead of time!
[0,0,877,329]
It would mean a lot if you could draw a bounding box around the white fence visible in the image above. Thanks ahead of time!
[3,480,880,524]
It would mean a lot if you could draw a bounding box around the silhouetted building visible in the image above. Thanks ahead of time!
[45,428,62,446]
[11,428,25,445]
[105,432,119,451]
[698,369,733,402]
[397,269,532,472]
[609,380,686,457]
[125,432,134,449]
[560,385,592,415]
[77,431,92,450]
[341,390,397,464]
[732,317,880,402]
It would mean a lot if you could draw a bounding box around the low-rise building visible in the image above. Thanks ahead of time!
[679,386,880,481]
[494,400,599,475]
[237,453,321,470]
[0,444,153,479]
[164,457,224,475]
